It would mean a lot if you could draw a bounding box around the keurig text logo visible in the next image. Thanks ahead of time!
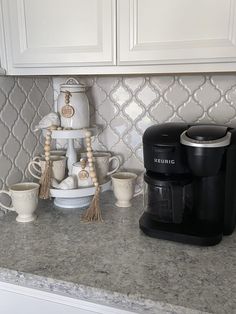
[154,158,175,164]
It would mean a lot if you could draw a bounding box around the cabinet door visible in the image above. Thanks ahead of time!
[2,0,116,74]
[118,0,236,67]
[0,0,6,74]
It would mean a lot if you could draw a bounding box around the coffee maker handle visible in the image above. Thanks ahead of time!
[171,184,184,224]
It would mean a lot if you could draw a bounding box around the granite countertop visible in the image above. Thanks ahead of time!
[0,191,235,314]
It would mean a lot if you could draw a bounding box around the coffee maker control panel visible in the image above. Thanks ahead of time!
[143,123,189,175]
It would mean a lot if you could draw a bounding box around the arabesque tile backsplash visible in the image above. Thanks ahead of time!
[0,77,53,190]
[2,74,236,192]
[54,74,236,179]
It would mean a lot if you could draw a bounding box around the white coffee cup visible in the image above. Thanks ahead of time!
[0,182,39,222]
[111,172,141,207]
[28,156,67,182]
[81,151,120,184]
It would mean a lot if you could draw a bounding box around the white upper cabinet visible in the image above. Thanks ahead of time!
[1,0,236,74]
[1,0,116,74]
[0,0,6,74]
[118,0,236,72]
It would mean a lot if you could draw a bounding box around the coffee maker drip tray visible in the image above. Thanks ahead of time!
[139,212,222,246]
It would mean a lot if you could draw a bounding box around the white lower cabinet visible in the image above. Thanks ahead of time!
[0,282,137,314]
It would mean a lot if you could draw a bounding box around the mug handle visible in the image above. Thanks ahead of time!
[28,161,41,180]
[107,156,120,176]
[0,190,14,212]
[32,156,41,174]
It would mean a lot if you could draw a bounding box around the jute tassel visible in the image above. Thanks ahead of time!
[39,128,53,199]
[82,186,102,222]
[82,130,103,222]
[39,160,52,199]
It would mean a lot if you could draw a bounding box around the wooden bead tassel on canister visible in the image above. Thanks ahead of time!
[82,130,103,222]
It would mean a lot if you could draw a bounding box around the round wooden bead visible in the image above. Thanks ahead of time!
[57,127,63,130]
[87,152,93,158]
[90,171,96,178]
[44,145,51,152]
[94,182,99,187]
[85,138,91,144]
[50,125,57,130]
[45,140,51,145]
[89,167,94,173]
[92,177,98,183]
[45,156,50,161]
[88,158,93,163]
[44,151,50,157]
[85,131,92,138]
[46,131,51,137]
[88,162,93,167]
[86,147,92,152]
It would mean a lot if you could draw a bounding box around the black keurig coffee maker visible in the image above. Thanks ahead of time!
[139,123,236,246]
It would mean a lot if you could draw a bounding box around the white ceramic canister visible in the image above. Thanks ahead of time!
[57,78,90,129]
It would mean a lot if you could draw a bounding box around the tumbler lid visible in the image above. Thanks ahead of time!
[180,125,231,148]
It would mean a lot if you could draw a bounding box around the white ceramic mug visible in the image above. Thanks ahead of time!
[111,172,141,207]
[28,156,67,181]
[0,182,39,222]
[81,152,120,184]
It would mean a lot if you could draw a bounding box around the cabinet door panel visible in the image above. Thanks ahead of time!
[0,0,6,74]
[2,0,116,68]
[118,0,236,65]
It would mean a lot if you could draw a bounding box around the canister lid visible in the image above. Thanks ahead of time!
[60,78,86,93]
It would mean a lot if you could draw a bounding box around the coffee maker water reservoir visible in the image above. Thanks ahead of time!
[140,123,236,246]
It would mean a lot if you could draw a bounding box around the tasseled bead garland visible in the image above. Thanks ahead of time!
[82,130,103,222]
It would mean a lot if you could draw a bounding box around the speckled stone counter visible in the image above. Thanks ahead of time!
[0,191,235,314]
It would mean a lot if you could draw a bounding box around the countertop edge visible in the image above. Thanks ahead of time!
[0,267,208,314]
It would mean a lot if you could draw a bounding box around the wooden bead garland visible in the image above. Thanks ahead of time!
[39,128,53,199]
[82,130,103,222]
[39,125,71,199]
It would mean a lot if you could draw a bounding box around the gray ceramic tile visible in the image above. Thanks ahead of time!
[0,77,53,190]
